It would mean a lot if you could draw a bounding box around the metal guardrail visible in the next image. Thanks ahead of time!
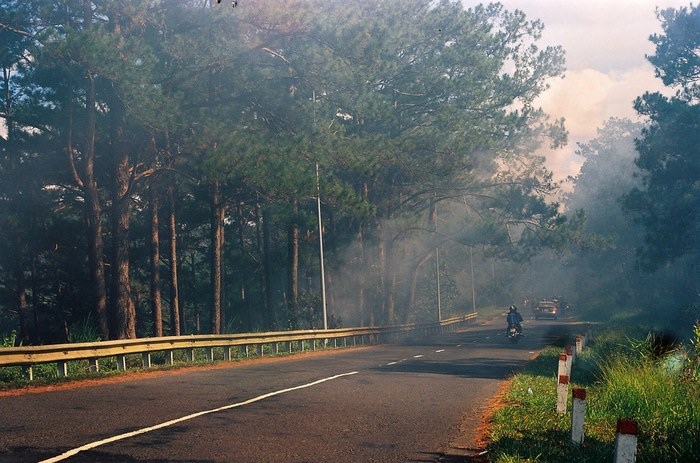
[0,313,477,381]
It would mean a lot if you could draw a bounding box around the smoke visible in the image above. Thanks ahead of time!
[536,66,660,184]
[459,0,690,184]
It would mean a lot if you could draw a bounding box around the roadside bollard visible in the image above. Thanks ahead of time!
[614,419,638,463]
[557,353,568,378]
[576,335,583,354]
[571,388,586,444]
[556,374,569,414]
[565,345,574,376]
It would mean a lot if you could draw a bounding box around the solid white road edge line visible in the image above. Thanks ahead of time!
[39,371,360,463]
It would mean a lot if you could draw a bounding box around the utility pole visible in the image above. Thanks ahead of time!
[435,203,442,322]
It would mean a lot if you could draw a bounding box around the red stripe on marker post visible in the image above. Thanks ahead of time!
[614,418,639,463]
[617,418,638,435]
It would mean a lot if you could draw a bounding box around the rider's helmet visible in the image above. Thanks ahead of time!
[509,305,517,312]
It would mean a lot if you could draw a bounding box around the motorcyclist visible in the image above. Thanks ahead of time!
[506,305,523,335]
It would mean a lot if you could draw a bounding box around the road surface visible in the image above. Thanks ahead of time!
[0,316,578,462]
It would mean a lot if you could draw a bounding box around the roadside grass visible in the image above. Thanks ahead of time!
[486,326,700,463]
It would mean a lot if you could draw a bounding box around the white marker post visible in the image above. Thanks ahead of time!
[571,388,586,444]
[556,374,569,414]
[565,345,574,376]
[614,419,638,463]
[557,353,567,379]
[576,335,583,355]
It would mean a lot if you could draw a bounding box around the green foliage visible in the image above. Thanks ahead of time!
[1,331,18,347]
[68,315,101,344]
[623,4,700,278]
[0,0,572,338]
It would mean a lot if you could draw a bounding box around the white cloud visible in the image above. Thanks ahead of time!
[461,0,690,181]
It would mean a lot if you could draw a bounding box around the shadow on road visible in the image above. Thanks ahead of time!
[3,446,217,463]
[373,355,527,380]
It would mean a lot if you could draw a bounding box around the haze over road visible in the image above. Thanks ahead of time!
[0,316,579,463]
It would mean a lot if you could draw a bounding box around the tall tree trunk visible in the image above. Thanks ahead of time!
[13,233,29,346]
[110,151,136,339]
[75,0,109,341]
[210,181,224,334]
[237,203,252,330]
[79,75,109,340]
[357,225,367,326]
[168,184,181,335]
[287,202,299,328]
[150,188,163,337]
[376,224,387,326]
[262,207,275,329]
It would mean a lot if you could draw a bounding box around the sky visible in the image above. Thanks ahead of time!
[460,0,692,183]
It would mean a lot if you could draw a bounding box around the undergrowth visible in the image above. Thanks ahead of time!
[487,324,700,463]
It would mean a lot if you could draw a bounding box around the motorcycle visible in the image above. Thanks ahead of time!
[507,324,522,343]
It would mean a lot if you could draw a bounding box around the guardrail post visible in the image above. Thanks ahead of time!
[57,361,68,377]
[206,347,215,362]
[166,350,175,365]
[22,365,33,381]
[89,358,99,373]
[556,374,569,414]
[116,355,127,371]
[571,388,586,444]
[185,349,195,363]
[141,352,152,369]
[223,346,232,361]
[614,419,638,463]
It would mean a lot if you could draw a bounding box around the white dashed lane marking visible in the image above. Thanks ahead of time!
[40,371,359,463]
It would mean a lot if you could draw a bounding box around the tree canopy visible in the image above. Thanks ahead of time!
[0,0,569,343]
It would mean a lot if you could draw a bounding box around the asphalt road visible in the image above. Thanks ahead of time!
[0,316,579,463]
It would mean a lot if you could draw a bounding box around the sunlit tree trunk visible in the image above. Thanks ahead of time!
[168,183,181,335]
[210,181,224,334]
[150,188,163,337]
[110,149,136,339]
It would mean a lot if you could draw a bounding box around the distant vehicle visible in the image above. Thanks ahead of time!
[533,300,558,319]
